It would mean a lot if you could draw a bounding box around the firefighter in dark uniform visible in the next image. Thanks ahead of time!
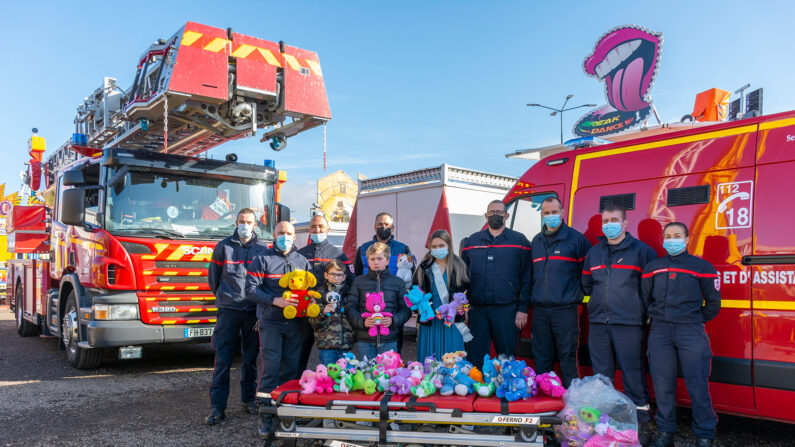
[462,200,532,369]
[530,197,591,387]
[353,212,414,352]
[642,222,721,447]
[297,214,352,371]
[245,221,311,437]
[204,208,263,425]
[581,205,657,444]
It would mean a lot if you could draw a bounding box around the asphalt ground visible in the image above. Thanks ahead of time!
[1,307,793,446]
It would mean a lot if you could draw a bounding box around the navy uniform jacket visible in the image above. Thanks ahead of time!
[641,251,722,324]
[245,246,311,324]
[581,233,657,325]
[208,230,265,312]
[461,228,532,312]
[530,223,591,307]
[298,239,352,288]
[354,236,414,276]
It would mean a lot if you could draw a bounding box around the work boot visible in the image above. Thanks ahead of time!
[638,422,652,446]
[241,401,258,414]
[258,412,274,438]
[204,408,225,425]
[650,431,674,447]
[695,438,715,447]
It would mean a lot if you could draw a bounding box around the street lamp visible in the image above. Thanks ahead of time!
[527,95,597,144]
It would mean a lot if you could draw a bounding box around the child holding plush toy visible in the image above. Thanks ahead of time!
[412,230,472,361]
[309,260,355,365]
[346,243,411,360]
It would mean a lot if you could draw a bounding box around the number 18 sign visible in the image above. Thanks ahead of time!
[716,181,753,229]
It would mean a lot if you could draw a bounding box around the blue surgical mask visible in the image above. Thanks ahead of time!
[310,232,327,244]
[275,235,294,252]
[237,223,254,240]
[430,248,449,260]
[663,238,687,256]
[542,214,562,229]
[602,222,623,240]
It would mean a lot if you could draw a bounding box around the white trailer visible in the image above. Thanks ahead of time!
[343,164,518,262]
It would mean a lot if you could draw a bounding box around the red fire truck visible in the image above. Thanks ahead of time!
[502,110,795,423]
[7,21,330,369]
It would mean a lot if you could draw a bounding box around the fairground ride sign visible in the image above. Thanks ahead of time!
[575,25,663,137]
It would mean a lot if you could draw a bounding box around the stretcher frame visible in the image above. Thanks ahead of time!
[262,389,563,447]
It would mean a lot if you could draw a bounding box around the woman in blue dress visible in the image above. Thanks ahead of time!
[413,229,471,361]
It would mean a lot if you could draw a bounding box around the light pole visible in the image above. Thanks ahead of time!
[527,95,597,144]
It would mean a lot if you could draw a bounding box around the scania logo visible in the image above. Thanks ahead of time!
[180,246,213,255]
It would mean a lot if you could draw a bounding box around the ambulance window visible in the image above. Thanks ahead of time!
[506,193,557,240]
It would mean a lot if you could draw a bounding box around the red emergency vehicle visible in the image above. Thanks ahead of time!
[8,21,330,369]
[502,110,795,423]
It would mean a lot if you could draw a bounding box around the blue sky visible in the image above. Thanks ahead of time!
[2,1,793,220]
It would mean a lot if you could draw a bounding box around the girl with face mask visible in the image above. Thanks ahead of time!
[412,230,472,361]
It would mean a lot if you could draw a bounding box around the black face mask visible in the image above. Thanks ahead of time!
[376,227,392,240]
[487,214,504,230]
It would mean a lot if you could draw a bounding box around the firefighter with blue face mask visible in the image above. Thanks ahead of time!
[581,205,658,444]
[642,222,721,447]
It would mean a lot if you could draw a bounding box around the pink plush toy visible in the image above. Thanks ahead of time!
[582,428,639,447]
[406,361,425,387]
[535,371,566,398]
[361,291,393,337]
[435,292,468,327]
[336,357,348,369]
[315,364,335,393]
[376,350,403,376]
[299,369,317,394]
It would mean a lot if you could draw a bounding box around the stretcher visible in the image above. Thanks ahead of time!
[261,380,565,447]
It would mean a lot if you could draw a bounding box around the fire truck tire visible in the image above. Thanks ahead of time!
[15,284,39,337]
[62,291,103,369]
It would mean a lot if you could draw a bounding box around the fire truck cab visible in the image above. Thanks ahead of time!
[503,110,795,423]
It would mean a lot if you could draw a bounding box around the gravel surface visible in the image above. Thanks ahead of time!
[1,307,793,446]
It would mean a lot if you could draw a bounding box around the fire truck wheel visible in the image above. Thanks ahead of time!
[62,291,103,369]
[15,284,40,337]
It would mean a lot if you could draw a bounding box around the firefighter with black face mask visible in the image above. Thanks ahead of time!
[461,200,532,369]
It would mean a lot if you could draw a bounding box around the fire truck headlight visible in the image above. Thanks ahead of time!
[93,304,139,320]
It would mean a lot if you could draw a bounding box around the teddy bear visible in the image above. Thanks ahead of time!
[315,364,335,393]
[299,369,317,394]
[278,269,321,319]
[441,351,466,369]
[535,372,566,398]
[376,350,403,376]
[389,368,413,395]
[361,291,393,337]
[395,254,413,289]
[406,361,425,387]
[436,292,468,327]
[324,290,342,316]
[403,285,435,323]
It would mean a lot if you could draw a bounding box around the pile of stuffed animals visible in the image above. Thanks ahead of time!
[297,350,566,401]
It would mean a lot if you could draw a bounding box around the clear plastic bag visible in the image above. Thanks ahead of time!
[554,374,640,447]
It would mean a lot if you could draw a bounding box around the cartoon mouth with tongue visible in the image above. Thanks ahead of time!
[583,26,662,112]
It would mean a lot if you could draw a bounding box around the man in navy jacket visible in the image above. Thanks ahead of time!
[245,221,311,437]
[205,208,264,425]
[530,197,591,387]
[462,200,532,369]
[582,205,657,434]
[642,222,721,447]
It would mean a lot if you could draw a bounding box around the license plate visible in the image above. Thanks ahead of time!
[184,327,213,338]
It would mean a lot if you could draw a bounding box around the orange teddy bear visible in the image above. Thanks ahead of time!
[279,269,321,319]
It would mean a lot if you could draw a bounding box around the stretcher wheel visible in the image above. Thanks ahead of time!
[306,303,320,318]
[283,306,297,319]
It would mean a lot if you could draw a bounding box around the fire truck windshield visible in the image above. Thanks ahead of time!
[105,168,274,240]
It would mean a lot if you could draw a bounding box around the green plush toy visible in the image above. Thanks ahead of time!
[327,363,341,381]
[474,381,496,397]
[411,377,437,397]
[350,370,366,392]
[364,379,377,395]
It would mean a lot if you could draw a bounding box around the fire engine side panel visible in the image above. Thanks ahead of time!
[282,45,331,119]
[231,32,282,99]
[750,117,795,420]
[168,22,229,102]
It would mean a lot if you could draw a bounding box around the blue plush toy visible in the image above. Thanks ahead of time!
[496,360,530,401]
[452,360,477,394]
[435,367,457,396]
[403,286,435,323]
[482,355,500,385]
